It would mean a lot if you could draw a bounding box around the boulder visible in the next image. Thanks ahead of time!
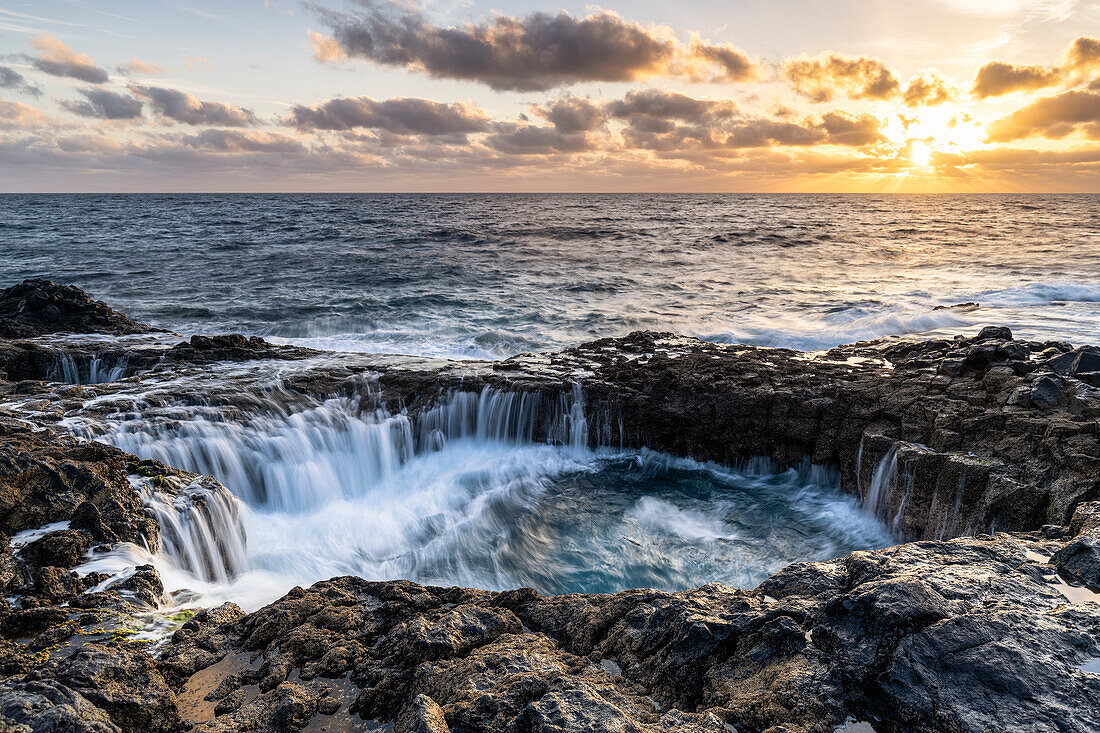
[0,279,153,339]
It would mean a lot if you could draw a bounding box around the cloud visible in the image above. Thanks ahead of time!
[56,134,125,154]
[178,129,305,153]
[182,55,214,73]
[986,89,1100,141]
[286,96,489,134]
[317,2,758,91]
[308,30,345,63]
[60,88,144,119]
[816,111,885,146]
[484,123,598,155]
[0,97,49,129]
[605,90,883,151]
[606,89,738,124]
[27,34,109,84]
[972,61,1060,98]
[902,72,955,106]
[132,85,257,126]
[973,36,1100,98]
[685,40,758,83]
[0,66,41,97]
[782,52,899,102]
[536,96,606,133]
[1066,36,1100,74]
[117,57,168,75]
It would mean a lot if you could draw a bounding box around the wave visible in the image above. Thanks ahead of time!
[968,281,1100,306]
[695,306,970,351]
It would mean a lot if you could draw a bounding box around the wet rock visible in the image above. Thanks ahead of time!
[1048,345,1100,378]
[158,534,1100,733]
[1069,502,1100,537]
[1053,529,1100,587]
[1028,374,1064,408]
[39,644,186,733]
[0,279,153,339]
[0,678,121,733]
[0,426,158,549]
[164,334,317,365]
[25,566,91,606]
[976,325,1013,341]
[17,528,95,569]
[0,604,69,640]
[113,565,165,609]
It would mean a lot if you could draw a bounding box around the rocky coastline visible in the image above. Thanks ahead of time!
[1,279,1098,732]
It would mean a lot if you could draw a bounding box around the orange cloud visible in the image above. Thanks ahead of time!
[308,31,345,64]
[782,53,899,102]
[986,90,1100,141]
[117,58,168,76]
[973,61,1061,98]
[0,97,49,129]
[27,34,108,84]
[902,72,956,106]
[318,3,758,91]
[973,36,1100,98]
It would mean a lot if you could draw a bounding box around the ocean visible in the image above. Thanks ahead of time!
[3,193,1098,357]
[5,193,1098,610]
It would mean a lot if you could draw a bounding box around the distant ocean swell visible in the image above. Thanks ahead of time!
[1,193,1098,358]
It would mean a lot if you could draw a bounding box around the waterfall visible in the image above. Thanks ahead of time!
[68,377,897,614]
[864,445,898,519]
[50,353,129,384]
[103,385,590,513]
[136,475,247,584]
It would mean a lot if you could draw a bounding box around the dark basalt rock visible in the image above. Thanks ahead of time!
[152,533,1100,733]
[17,528,95,569]
[0,279,154,339]
[163,334,318,365]
[0,644,187,733]
[1054,529,1100,587]
[0,424,158,548]
[2,286,1100,732]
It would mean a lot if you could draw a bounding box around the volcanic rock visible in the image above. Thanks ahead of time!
[0,279,154,339]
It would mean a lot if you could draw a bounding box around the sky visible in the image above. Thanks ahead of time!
[1,0,1099,192]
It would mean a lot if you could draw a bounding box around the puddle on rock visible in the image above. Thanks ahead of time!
[177,651,261,724]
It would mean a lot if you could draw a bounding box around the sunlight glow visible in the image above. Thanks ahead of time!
[910,141,933,167]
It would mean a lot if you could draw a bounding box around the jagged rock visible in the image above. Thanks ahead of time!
[1053,529,1100,587]
[1028,374,1064,407]
[1069,502,1100,537]
[164,334,317,365]
[3,287,1100,732]
[0,644,186,733]
[976,325,1013,341]
[0,279,153,339]
[0,426,157,548]
[24,566,91,607]
[17,529,94,569]
[0,678,121,733]
[1049,346,1100,380]
[157,533,1100,733]
[112,565,165,609]
[399,694,450,733]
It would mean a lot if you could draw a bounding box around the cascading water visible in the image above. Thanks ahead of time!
[136,475,248,584]
[50,353,129,384]
[864,445,898,520]
[74,380,894,611]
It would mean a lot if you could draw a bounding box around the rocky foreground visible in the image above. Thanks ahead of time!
[1,279,1099,732]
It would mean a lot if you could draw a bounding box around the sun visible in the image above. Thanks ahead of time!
[910,140,933,167]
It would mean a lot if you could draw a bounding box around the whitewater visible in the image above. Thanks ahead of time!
[4,192,1096,628]
[3,193,1099,357]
